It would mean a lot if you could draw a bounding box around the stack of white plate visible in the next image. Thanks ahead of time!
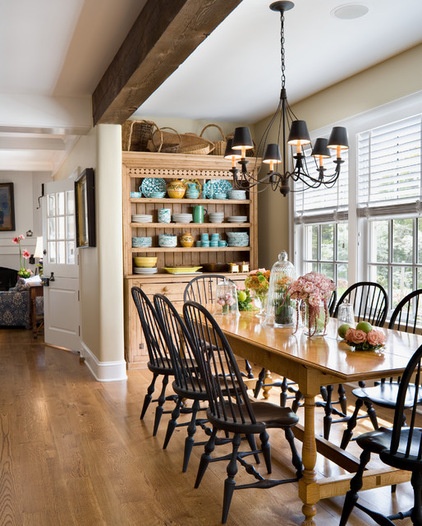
[208,212,224,223]
[172,213,193,223]
[132,214,153,223]
[227,216,247,223]
[134,267,158,274]
[227,231,249,247]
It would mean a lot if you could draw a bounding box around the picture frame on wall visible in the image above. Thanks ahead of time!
[75,168,96,248]
[0,182,16,231]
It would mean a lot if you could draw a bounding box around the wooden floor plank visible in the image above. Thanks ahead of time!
[0,329,414,525]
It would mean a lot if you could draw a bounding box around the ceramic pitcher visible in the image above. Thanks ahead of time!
[193,205,207,223]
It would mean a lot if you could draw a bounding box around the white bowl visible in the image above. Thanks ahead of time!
[228,190,247,200]
[159,234,177,247]
[172,213,193,224]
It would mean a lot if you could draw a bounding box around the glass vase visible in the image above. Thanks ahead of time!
[274,300,295,327]
[303,301,328,337]
[254,291,268,317]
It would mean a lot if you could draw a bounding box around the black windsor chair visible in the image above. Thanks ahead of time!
[183,300,302,524]
[320,281,388,443]
[153,293,210,472]
[131,286,176,436]
[339,342,422,526]
[153,293,259,472]
[340,288,422,450]
[184,274,254,379]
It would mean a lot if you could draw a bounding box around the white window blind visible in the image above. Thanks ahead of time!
[294,146,349,223]
[358,115,422,215]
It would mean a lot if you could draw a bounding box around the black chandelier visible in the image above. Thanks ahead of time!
[224,1,349,197]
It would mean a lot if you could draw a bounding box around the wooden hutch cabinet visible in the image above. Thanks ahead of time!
[122,151,260,369]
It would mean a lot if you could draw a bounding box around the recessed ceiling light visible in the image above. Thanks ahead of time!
[331,4,369,20]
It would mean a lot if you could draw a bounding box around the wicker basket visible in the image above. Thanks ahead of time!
[200,124,227,156]
[122,120,156,151]
[148,127,214,155]
[179,133,214,155]
[148,127,182,153]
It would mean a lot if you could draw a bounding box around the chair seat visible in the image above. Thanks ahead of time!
[208,400,299,435]
[172,380,208,401]
[352,383,422,409]
[147,358,173,375]
[252,401,299,428]
[357,427,422,471]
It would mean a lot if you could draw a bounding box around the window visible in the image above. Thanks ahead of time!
[302,222,349,294]
[294,141,349,286]
[293,93,422,313]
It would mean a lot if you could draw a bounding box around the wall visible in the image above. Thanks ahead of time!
[54,125,125,381]
[0,170,50,270]
[256,44,422,270]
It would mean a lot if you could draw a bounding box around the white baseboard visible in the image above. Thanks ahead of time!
[80,341,127,382]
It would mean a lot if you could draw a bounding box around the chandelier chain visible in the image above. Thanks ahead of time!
[280,11,286,89]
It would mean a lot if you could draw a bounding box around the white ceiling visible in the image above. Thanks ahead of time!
[0,0,421,172]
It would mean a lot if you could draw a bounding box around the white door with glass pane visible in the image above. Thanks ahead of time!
[42,178,81,351]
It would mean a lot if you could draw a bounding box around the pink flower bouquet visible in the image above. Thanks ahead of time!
[288,271,335,336]
[344,327,386,351]
[12,234,33,278]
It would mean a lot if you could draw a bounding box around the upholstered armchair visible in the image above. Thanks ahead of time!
[0,268,31,329]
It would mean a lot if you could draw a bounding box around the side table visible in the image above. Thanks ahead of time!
[29,284,44,338]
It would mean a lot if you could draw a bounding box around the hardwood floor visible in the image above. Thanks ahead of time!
[0,329,414,525]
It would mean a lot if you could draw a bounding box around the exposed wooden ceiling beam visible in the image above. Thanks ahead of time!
[92,0,242,126]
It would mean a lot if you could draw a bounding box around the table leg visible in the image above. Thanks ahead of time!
[299,394,318,526]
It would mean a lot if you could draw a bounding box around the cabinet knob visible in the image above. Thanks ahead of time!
[162,286,169,293]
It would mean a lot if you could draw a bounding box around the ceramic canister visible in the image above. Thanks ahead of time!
[158,208,171,223]
[180,232,194,247]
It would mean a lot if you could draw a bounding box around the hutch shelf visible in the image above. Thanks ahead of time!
[122,151,260,368]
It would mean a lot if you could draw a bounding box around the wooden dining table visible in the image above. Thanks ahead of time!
[216,312,422,526]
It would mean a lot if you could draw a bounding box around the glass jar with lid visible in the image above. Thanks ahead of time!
[216,278,239,316]
[263,251,297,327]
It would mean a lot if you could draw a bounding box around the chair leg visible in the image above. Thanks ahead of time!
[259,429,271,473]
[322,384,334,440]
[140,372,158,420]
[182,399,200,472]
[410,470,422,525]
[244,359,254,379]
[339,448,371,526]
[163,396,182,450]
[338,384,347,415]
[245,434,261,465]
[195,427,217,488]
[291,389,303,413]
[222,433,242,524]
[340,398,364,449]
[363,399,379,430]
[253,368,266,398]
[284,427,303,479]
[153,374,169,436]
